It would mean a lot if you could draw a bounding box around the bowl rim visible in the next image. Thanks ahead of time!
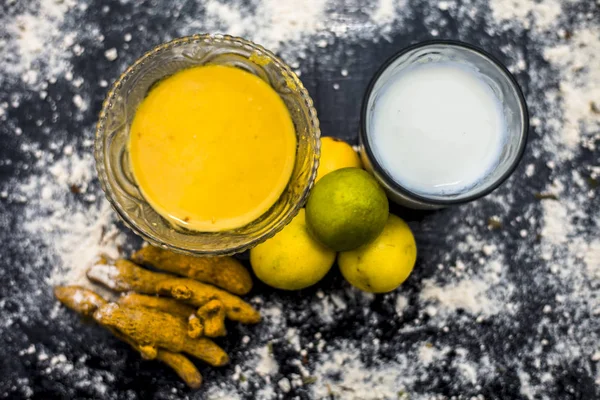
[359,39,529,206]
[95,33,321,256]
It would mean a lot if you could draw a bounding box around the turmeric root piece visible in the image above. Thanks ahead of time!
[109,328,158,360]
[116,329,201,387]
[132,246,253,295]
[187,315,204,339]
[87,260,156,293]
[197,299,227,337]
[88,260,261,324]
[54,285,107,316]
[118,292,195,319]
[54,286,203,388]
[93,303,229,366]
[112,328,201,388]
[158,279,260,324]
[156,350,203,389]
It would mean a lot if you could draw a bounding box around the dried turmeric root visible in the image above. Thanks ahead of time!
[54,286,203,388]
[93,303,229,366]
[119,292,205,338]
[110,329,202,388]
[54,285,107,316]
[132,246,253,295]
[113,328,202,388]
[156,350,202,389]
[187,314,204,338]
[118,292,195,319]
[88,260,261,324]
[197,299,227,337]
[159,277,260,324]
[54,286,157,358]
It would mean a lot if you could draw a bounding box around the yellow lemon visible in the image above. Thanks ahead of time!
[306,168,388,251]
[316,137,362,181]
[250,209,336,290]
[338,214,417,293]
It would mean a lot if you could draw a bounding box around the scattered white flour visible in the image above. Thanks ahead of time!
[417,343,449,365]
[254,344,279,377]
[104,48,118,62]
[310,342,412,399]
[395,294,409,316]
[11,150,128,295]
[490,0,562,31]
[584,241,600,280]
[312,291,349,324]
[2,0,81,90]
[192,0,328,57]
[371,0,402,26]
[543,27,600,152]
[421,277,500,316]
[0,0,599,398]
[72,94,87,111]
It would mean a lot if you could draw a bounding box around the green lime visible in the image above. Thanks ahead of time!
[305,167,389,251]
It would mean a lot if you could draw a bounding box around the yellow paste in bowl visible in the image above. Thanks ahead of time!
[128,65,297,232]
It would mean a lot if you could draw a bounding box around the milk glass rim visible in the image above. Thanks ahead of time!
[360,40,529,206]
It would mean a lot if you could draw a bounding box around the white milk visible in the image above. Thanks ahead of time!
[368,62,506,196]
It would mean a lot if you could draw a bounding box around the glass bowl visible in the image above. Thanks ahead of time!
[95,34,320,256]
[360,40,528,209]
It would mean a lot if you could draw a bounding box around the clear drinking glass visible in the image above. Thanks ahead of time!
[95,34,320,256]
[360,40,528,209]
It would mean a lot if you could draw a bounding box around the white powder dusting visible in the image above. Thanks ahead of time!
[421,277,501,316]
[417,343,449,365]
[1,0,83,90]
[13,151,127,294]
[490,0,562,31]
[395,293,409,316]
[277,377,291,393]
[194,0,327,57]
[254,344,279,377]
[518,369,535,399]
[103,48,118,61]
[418,225,515,321]
[584,240,600,280]
[312,292,348,324]
[31,352,115,398]
[543,27,600,152]
[205,386,243,400]
[175,0,412,69]
[85,264,122,291]
[72,94,87,111]
[371,0,397,25]
[310,342,412,399]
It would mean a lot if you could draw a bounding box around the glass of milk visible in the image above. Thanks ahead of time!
[360,41,528,209]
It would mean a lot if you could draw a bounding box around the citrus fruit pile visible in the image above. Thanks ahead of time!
[250,136,417,293]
